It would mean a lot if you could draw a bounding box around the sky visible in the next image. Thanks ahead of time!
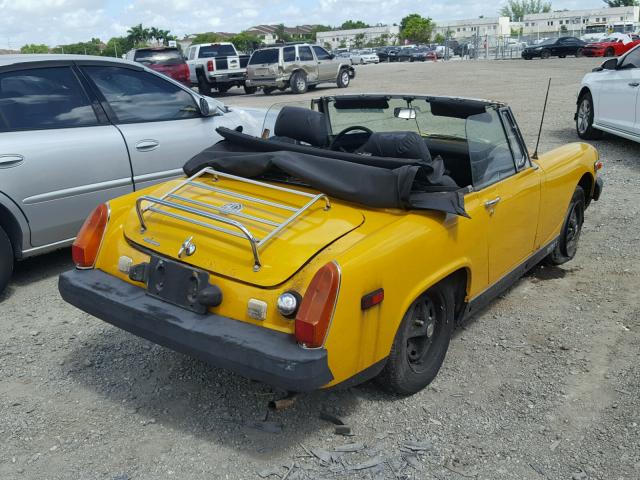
[1,0,608,49]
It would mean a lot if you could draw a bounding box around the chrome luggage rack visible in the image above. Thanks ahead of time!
[135,167,331,271]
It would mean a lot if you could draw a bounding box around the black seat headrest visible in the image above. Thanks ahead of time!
[273,106,328,147]
[356,131,432,163]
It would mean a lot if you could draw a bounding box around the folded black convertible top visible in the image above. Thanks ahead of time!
[184,128,469,217]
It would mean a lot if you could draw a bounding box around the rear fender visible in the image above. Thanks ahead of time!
[0,192,29,258]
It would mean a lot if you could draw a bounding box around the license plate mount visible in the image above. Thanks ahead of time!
[146,256,210,314]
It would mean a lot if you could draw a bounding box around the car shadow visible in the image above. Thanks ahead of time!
[0,248,72,301]
[64,329,375,457]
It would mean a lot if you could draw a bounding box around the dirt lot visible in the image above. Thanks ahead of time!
[1,58,639,480]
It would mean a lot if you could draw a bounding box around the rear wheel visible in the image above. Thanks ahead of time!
[196,71,213,96]
[243,85,257,94]
[576,48,584,57]
[559,54,566,58]
[337,68,350,88]
[290,71,308,94]
[376,281,455,395]
[262,86,276,95]
[0,226,13,296]
[547,187,585,265]
[576,91,603,140]
[541,49,551,59]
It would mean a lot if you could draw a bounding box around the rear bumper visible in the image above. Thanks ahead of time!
[58,269,333,391]
[245,77,288,88]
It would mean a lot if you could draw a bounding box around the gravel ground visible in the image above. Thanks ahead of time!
[1,58,639,480]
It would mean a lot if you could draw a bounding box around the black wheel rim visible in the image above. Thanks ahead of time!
[565,202,582,257]
[406,294,443,374]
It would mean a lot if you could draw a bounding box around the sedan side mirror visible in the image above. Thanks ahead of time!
[329,54,335,59]
[199,97,211,116]
[600,58,618,71]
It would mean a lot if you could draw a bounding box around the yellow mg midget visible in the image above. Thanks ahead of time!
[59,95,603,395]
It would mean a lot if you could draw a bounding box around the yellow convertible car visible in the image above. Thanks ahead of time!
[59,94,603,395]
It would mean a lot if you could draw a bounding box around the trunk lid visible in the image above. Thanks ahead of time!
[123,174,365,287]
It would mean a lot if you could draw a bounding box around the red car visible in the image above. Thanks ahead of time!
[582,35,640,57]
[127,47,190,86]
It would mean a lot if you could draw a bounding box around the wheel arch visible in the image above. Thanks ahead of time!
[0,196,27,260]
[577,86,591,105]
[578,172,595,207]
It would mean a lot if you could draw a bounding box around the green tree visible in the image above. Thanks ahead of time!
[102,36,134,57]
[340,20,369,30]
[602,0,638,5]
[191,32,223,44]
[353,33,366,48]
[400,14,435,44]
[127,24,150,44]
[499,0,551,22]
[274,24,291,42]
[229,31,262,52]
[57,39,102,56]
[20,43,49,53]
[434,33,445,44]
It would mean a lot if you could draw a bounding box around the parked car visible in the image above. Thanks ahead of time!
[576,45,640,143]
[0,54,264,294]
[125,47,190,86]
[59,93,602,395]
[582,34,640,57]
[185,42,253,95]
[522,36,586,59]
[409,47,437,62]
[376,47,400,62]
[349,50,379,64]
[246,43,355,94]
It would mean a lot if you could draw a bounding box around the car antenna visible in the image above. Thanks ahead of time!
[532,78,551,160]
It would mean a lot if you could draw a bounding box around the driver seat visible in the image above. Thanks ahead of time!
[356,131,458,187]
[269,106,329,148]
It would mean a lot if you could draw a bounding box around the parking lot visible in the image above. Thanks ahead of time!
[1,57,639,480]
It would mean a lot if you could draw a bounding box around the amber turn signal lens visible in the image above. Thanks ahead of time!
[595,161,603,171]
[295,262,340,348]
[72,203,109,269]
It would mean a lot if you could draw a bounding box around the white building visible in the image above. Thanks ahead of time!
[316,25,400,49]
[521,6,640,35]
[433,17,511,39]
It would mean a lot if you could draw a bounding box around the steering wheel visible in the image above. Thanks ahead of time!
[329,125,374,152]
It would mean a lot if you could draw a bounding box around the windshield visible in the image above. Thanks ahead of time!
[198,44,236,58]
[326,97,468,140]
[537,38,556,46]
[249,48,279,65]
[134,49,183,65]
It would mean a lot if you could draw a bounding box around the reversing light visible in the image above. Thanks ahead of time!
[72,203,109,269]
[277,291,301,318]
[295,262,341,348]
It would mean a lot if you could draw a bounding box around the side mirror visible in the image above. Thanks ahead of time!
[394,107,417,120]
[199,97,211,116]
[329,54,335,59]
[601,58,618,71]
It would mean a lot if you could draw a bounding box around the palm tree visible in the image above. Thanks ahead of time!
[149,27,161,45]
[126,24,150,45]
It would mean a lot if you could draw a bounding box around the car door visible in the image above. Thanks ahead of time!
[595,47,640,134]
[312,46,336,81]
[0,64,132,247]
[79,63,223,190]
[296,46,319,83]
[468,108,541,284]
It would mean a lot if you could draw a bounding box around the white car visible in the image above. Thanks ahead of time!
[576,45,640,143]
[349,50,379,64]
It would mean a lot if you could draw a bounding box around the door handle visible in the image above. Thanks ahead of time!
[0,154,24,168]
[136,139,160,152]
[484,197,501,208]
[628,82,640,87]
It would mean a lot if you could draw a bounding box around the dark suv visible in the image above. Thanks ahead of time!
[126,47,190,85]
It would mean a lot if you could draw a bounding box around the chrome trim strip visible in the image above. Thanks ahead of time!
[21,237,75,256]
[23,178,132,205]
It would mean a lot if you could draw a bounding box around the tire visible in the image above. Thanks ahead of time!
[243,85,257,95]
[337,68,350,88]
[604,47,615,57]
[546,187,585,266]
[576,48,584,57]
[376,280,455,395]
[576,91,604,140]
[196,71,213,97]
[0,226,13,296]
[540,49,551,59]
[262,86,276,95]
[290,71,308,94]
[559,54,566,58]
[523,55,532,60]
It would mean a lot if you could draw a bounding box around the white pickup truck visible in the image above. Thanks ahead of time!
[185,42,255,95]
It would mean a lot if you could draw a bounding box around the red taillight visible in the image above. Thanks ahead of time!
[72,203,109,269]
[295,262,340,348]
[207,60,214,72]
[181,63,190,81]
